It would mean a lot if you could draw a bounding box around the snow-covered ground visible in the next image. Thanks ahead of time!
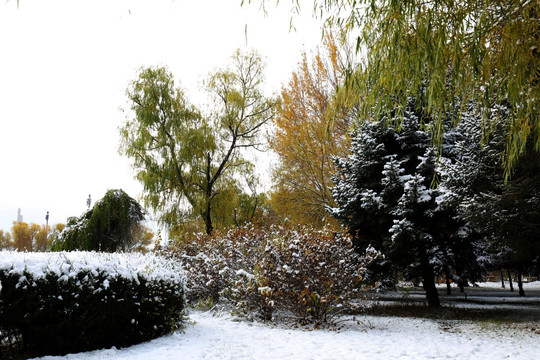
[33,308,539,360]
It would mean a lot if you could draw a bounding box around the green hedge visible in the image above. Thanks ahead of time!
[0,252,185,357]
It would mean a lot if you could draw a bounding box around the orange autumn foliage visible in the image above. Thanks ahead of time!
[270,32,355,227]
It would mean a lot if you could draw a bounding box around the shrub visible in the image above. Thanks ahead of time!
[168,227,267,305]
[260,229,380,323]
[169,226,380,323]
[0,251,185,357]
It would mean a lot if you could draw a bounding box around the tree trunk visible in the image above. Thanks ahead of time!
[444,267,452,295]
[203,210,213,235]
[419,250,440,308]
[500,269,505,288]
[517,270,525,297]
[507,269,514,292]
[204,154,214,235]
[233,207,240,228]
[203,197,213,235]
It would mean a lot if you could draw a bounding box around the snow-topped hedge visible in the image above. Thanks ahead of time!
[0,251,186,357]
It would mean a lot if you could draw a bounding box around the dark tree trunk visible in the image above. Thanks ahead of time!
[203,209,213,235]
[458,278,465,293]
[517,270,525,297]
[507,269,514,292]
[204,154,214,236]
[233,207,240,228]
[419,250,440,308]
[203,197,213,235]
[444,267,452,295]
[500,269,505,288]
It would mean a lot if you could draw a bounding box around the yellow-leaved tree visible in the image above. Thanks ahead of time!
[11,222,31,252]
[270,32,356,226]
[0,230,13,250]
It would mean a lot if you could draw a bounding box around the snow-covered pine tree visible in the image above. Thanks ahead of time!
[331,101,485,307]
[440,105,540,296]
[436,107,498,292]
[331,104,444,306]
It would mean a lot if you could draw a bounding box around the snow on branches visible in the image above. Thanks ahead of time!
[167,226,381,324]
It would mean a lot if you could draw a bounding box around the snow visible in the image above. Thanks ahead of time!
[31,309,539,360]
[0,251,185,287]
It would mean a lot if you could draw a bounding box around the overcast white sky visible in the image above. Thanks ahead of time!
[0,0,324,232]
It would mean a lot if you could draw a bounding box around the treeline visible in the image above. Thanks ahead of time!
[0,190,154,253]
[117,31,538,308]
[3,1,538,312]
[0,222,64,252]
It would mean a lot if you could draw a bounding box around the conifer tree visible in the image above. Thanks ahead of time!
[331,101,485,306]
[441,106,540,296]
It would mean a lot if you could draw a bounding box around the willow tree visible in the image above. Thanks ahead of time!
[253,0,540,175]
[54,189,145,252]
[120,49,275,235]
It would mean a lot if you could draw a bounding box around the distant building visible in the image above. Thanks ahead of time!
[17,208,23,222]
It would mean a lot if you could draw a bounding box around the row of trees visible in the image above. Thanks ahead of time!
[9,2,536,309]
[119,35,358,234]
[0,222,64,252]
[1,190,153,254]
[117,25,538,307]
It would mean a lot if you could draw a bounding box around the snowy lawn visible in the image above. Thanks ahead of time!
[33,309,539,360]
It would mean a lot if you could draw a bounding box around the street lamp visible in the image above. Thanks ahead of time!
[45,211,49,226]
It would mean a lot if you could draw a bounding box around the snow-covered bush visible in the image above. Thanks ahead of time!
[169,226,380,323]
[0,251,185,357]
[168,227,267,306]
[258,229,380,323]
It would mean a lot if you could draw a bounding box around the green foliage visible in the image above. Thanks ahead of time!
[443,109,540,279]
[53,189,145,252]
[255,0,540,175]
[120,49,275,235]
[330,100,492,307]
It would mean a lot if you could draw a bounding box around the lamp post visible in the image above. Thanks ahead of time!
[45,211,49,227]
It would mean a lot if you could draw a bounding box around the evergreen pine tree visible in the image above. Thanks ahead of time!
[441,106,540,296]
[332,102,486,306]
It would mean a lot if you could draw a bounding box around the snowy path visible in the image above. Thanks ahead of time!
[35,310,539,360]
